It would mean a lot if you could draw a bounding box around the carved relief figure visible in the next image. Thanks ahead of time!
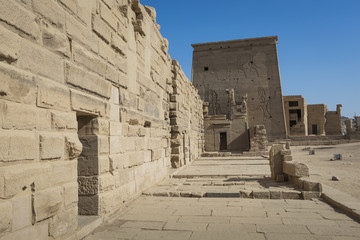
[256,87,271,124]
[208,90,222,115]
[226,88,235,119]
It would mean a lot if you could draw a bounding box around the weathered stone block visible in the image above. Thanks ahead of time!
[40,161,77,190]
[66,62,111,99]
[0,63,37,104]
[106,64,119,85]
[37,77,71,111]
[1,222,48,240]
[78,176,98,195]
[17,40,64,83]
[100,1,118,31]
[92,14,111,43]
[0,201,12,235]
[302,178,322,192]
[65,12,98,52]
[269,144,284,181]
[0,164,43,198]
[51,110,77,130]
[110,104,120,121]
[78,156,98,176]
[302,191,321,200]
[49,207,77,238]
[34,187,63,222]
[65,134,83,160]
[1,101,37,130]
[109,136,122,154]
[151,149,162,161]
[111,32,127,56]
[283,161,309,178]
[63,182,78,208]
[98,136,109,155]
[99,173,115,192]
[0,25,21,62]
[128,151,144,167]
[32,0,66,30]
[72,42,107,77]
[109,154,122,171]
[41,23,71,57]
[99,189,121,215]
[40,133,64,160]
[76,0,96,26]
[252,190,270,199]
[99,155,110,174]
[0,130,37,162]
[78,195,98,215]
[11,193,32,231]
[0,0,40,39]
[110,121,122,136]
[71,89,108,117]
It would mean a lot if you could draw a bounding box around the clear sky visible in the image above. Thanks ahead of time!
[141,0,360,118]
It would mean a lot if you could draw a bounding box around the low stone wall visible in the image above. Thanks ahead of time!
[269,144,321,199]
[0,0,203,239]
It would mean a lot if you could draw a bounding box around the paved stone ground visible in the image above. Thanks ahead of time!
[173,157,270,178]
[83,157,360,240]
[84,197,360,240]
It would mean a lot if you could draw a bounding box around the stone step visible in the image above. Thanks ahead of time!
[142,189,320,200]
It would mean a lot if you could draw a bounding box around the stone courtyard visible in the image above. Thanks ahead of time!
[0,0,359,239]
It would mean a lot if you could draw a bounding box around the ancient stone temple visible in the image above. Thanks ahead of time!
[192,36,287,142]
[0,1,204,239]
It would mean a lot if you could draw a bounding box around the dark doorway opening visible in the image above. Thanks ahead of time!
[219,132,227,151]
[312,124,318,135]
[77,114,99,216]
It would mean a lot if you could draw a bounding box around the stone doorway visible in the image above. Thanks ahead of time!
[312,124,318,135]
[77,114,99,215]
[220,132,227,151]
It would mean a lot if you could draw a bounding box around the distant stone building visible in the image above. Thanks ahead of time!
[307,104,327,135]
[192,36,287,147]
[283,95,308,136]
[325,104,343,135]
[283,95,342,136]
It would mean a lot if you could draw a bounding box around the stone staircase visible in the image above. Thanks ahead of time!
[143,156,320,200]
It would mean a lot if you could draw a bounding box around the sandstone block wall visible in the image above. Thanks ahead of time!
[0,1,203,239]
[325,105,343,135]
[170,60,204,168]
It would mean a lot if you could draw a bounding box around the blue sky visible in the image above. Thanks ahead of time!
[141,0,360,118]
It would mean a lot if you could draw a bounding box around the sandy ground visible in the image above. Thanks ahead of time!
[291,142,360,200]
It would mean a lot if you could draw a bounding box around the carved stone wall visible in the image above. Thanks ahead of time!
[0,0,203,239]
[192,37,287,141]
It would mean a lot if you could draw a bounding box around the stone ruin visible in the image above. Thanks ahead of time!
[0,0,348,239]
